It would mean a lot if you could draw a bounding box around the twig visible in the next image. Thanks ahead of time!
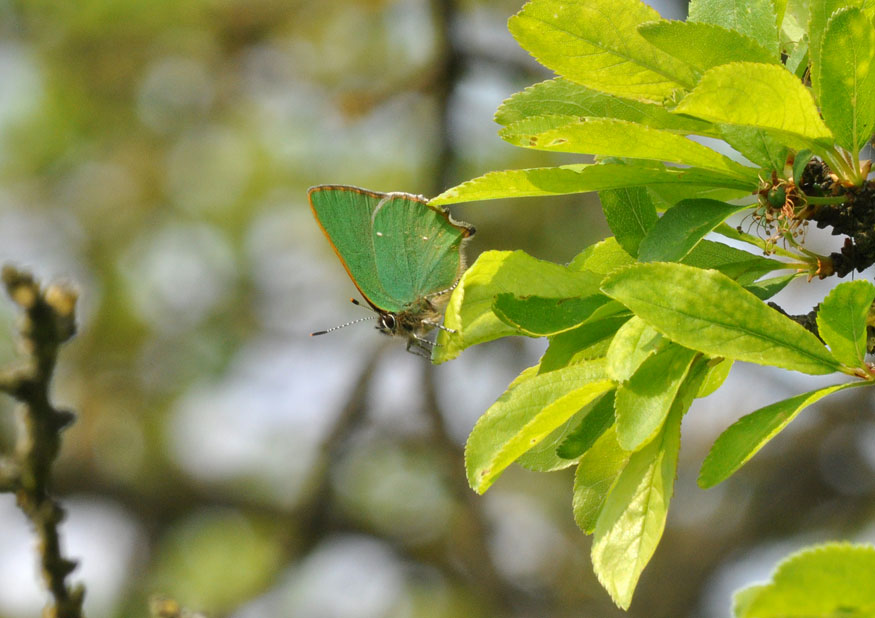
[0,265,84,618]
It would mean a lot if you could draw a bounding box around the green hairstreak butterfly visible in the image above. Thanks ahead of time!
[308,185,475,356]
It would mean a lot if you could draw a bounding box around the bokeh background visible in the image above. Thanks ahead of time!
[1,1,874,617]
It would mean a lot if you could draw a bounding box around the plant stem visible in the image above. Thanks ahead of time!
[715,223,800,259]
[0,266,84,618]
[803,195,846,205]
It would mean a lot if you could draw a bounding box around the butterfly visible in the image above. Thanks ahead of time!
[308,185,474,356]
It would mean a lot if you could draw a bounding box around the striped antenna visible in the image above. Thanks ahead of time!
[310,298,375,337]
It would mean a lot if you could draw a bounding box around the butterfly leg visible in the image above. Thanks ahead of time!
[406,333,435,358]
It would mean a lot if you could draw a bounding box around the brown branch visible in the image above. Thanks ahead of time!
[0,265,84,618]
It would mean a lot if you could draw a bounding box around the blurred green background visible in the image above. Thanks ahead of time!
[1,1,874,617]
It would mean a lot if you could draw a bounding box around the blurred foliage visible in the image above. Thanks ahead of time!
[0,0,873,617]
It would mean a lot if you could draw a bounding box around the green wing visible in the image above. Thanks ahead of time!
[309,185,404,313]
[372,193,472,305]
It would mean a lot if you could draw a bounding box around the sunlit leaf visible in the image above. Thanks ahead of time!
[494,78,713,133]
[733,543,875,618]
[598,187,658,258]
[539,316,630,373]
[518,396,606,472]
[719,125,789,170]
[606,316,664,382]
[639,20,778,71]
[508,0,697,102]
[681,239,787,284]
[687,0,780,56]
[810,0,857,102]
[743,273,798,300]
[673,62,834,151]
[573,425,628,534]
[430,163,755,205]
[819,7,875,152]
[465,360,614,493]
[697,358,733,398]
[698,381,868,488]
[434,251,602,362]
[558,390,616,459]
[500,118,758,182]
[570,237,637,275]
[638,198,751,262]
[601,262,841,375]
[591,360,707,609]
[615,344,698,450]
[493,293,617,337]
[816,279,875,369]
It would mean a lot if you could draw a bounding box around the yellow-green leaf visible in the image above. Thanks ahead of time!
[673,62,834,151]
[819,7,875,152]
[508,0,697,102]
[465,360,614,493]
[434,251,601,362]
[698,381,868,488]
[601,262,841,375]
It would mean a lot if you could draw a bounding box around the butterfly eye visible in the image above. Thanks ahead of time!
[381,314,396,330]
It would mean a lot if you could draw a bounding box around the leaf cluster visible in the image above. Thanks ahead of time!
[430,0,875,609]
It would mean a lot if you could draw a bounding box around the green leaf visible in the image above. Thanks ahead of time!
[733,543,875,618]
[682,238,787,284]
[598,187,658,258]
[573,425,629,534]
[615,344,698,451]
[647,180,753,208]
[673,62,834,151]
[697,358,733,398]
[775,0,790,33]
[816,279,875,369]
[810,0,858,103]
[557,390,616,459]
[783,0,809,44]
[719,125,789,171]
[494,78,714,133]
[601,262,842,375]
[570,236,636,275]
[639,20,778,72]
[498,114,579,141]
[591,360,707,609]
[819,7,875,152]
[430,162,755,205]
[518,396,606,472]
[688,0,780,56]
[698,381,868,488]
[500,118,758,182]
[493,293,616,337]
[508,0,697,102]
[743,273,798,300]
[434,251,602,363]
[792,150,815,184]
[606,316,664,382]
[785,38,810,78]
[540,316,630,373]
[465,360,614,493]
[638,199,751,263]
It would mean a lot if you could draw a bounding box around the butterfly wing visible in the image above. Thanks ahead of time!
[308,185,405,313]
[371,193,474,306]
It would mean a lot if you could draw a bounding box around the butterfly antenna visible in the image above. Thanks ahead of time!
[311,298,376,336]
[311,316,374,337]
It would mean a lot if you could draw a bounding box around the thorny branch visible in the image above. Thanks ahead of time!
[0,265,83,618]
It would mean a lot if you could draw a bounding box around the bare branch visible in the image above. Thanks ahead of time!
[0,265,84,618]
